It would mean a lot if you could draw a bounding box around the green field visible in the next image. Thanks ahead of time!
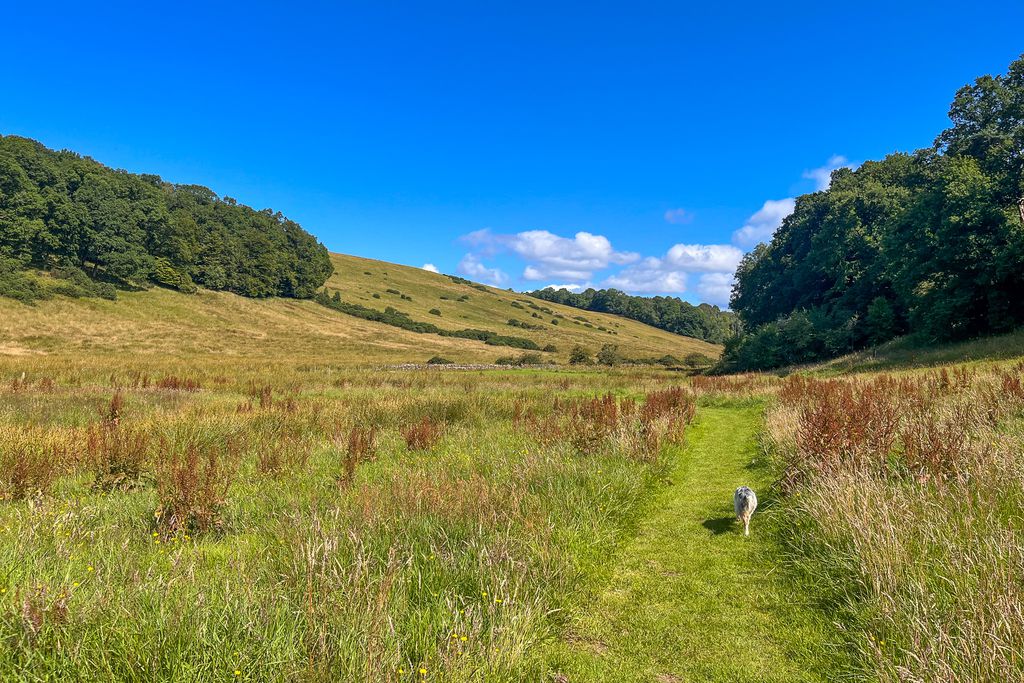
[0,274,1021,681]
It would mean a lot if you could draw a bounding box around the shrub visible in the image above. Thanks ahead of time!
[0,258,46,304]
[429,308,442,316]
[372,293,381,299]
[152,257,198,294]
[569,345,591,364]
[496,352,543,366]
[596,344,621,366]
[386,288,401,295]
[542,344,558,353]
[683,352,714,368]
[426,356,454,365]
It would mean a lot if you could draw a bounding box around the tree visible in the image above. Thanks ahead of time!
[938,54,1024,223]
[568,345,591,365]
[596,344,621,366]
[0,135,333,299]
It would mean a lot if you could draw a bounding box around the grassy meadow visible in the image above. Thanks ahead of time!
[1,276,1023,681]
[0,354,712,681]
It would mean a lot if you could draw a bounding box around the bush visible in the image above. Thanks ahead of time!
[0,258,46,303]
[569,345,591,365]
[597,344,622,366]
[426,356,454,365]
[542,344,558,353]
[683,352,714,368]
[429,308,441,316]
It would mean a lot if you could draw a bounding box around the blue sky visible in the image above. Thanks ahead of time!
[3,1,1022,306]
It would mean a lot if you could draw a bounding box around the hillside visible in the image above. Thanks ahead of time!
[0,252,720,366]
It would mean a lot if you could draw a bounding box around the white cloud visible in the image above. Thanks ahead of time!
[460,229,638,282]
[696,272,734,306]
[730,156,854,248]
[803,154,854,191]
[599,243,740,300]
[665,244,744,273]
[542,283,589,293]
[421,263,439,273]
[731,198,796,248]
[663,208,692,224]
[604,257,689,294]
[456,253,508,286]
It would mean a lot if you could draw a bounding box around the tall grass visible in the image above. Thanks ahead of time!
[764,364,1024,681]
[0,359,696,680]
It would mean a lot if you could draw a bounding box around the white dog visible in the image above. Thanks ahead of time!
[733,486,758,536]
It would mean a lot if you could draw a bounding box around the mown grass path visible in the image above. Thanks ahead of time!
[545,404,850,682]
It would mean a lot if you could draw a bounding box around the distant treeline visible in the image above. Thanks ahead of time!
[0,135,332,298]
[722,54,1024,371]
[527,287,739,344]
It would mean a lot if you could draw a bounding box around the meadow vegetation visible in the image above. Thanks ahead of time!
[0,356,702,681]
[0,331,1020,680]
[762,365,1024,681]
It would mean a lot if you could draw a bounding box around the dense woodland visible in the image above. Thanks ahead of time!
[0,135,332,300]
[722,54,1024,371]
[528,287,740,344]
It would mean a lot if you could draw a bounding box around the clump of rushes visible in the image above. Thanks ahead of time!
[154,438,241,535]
[402,416,444,451]
[338,425,377,486]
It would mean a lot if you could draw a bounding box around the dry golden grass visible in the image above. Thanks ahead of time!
[0,252,720,367]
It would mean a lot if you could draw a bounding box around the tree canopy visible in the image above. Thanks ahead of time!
[0,135,332,298]
[528,287,739,344]
[722,54,1024,371]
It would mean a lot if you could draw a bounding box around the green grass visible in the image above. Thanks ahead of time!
[545,403,853,682]
[797,328,1024,376]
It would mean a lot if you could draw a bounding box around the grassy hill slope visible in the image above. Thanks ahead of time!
[0,253,719,365]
